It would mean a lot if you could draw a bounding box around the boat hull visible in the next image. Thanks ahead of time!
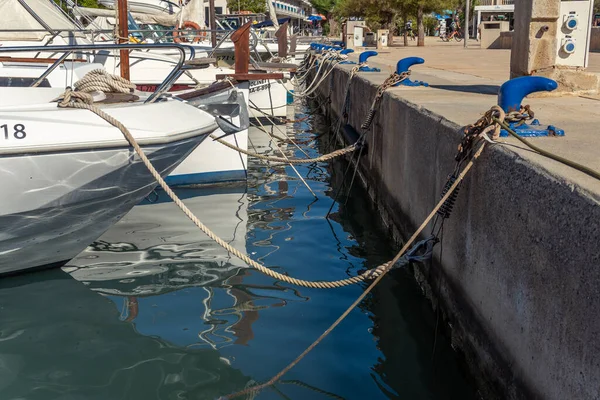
[167,83,250,186]
[0,135,208,275]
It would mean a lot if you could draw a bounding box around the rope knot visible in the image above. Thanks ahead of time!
[457,105,506,159]
[55,87,94,108]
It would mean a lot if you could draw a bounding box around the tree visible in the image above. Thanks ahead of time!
[411,0,451,46]
[226,0,266,13]
[335,0,401,31]
[333,0,454,44]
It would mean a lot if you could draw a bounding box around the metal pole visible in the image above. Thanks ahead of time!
[117,0,130,79]
[209,0,217,47]
[464,0,470,48]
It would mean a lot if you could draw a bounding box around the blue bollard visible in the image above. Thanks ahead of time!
[395,57,428,86]
[339,49,356,64]
[497,76,564,137]
[358,51,380,72]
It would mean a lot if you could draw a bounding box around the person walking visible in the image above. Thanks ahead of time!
[405,19,415,40]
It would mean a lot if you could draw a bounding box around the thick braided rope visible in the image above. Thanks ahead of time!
[210,134,359,164]
[73,68,136,94]
[55,89,387,289]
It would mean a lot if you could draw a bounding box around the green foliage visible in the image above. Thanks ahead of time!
[53,0,101,7]
[333,0,454,31]
[227,0,266,13]
[311,0,337,15]
[334,0,399,28]
[76,0,102,6]
[423,15,437,35]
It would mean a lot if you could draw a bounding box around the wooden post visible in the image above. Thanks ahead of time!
[117,0,130,80]
[275,21,288,58]
[289,34,297,55]
[215,22,284,81]
[231,21,251,75]
[209,0,217,48]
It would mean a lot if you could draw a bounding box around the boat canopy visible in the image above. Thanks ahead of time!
[0,0,84,41]
[253,17,292,29]
[98,0,180,16]
[74,6,178,27]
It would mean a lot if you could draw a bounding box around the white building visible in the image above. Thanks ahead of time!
[474,0,515,29]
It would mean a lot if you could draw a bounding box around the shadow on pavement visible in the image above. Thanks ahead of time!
[429,84,500,95]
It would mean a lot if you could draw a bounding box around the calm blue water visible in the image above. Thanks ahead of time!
[0,103,476,400]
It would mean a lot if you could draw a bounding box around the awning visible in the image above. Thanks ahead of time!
[252,17,291,28]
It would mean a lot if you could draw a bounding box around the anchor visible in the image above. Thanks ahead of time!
[358,51,380,72]
[497,76,564,137]
[394,57,428,86]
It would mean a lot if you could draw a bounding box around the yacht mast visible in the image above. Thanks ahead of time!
[266,0,279,29]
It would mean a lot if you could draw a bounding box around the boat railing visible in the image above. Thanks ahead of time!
[0,43,197,104]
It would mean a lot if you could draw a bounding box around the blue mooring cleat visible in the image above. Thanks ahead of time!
[357,51,380,72]
[497,76,564,137]
[395,57,428,86]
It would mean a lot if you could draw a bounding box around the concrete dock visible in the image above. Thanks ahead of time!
[314,39,600,400]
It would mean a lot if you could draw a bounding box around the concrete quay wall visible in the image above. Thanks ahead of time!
[315,66,600,400]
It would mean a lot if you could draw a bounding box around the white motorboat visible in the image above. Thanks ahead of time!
[0,84,220,275]
[0,38,253,186]
[69,3,292,117]
[167,79,250,185]
[0,1,287,184]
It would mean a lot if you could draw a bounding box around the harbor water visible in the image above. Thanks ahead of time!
[0,101,477,399]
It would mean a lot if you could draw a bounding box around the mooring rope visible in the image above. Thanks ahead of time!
[71,68,136,94]
[55,69,511,400]
[219,140,490,400]
[210,133,359,164]
[53,70,395,289]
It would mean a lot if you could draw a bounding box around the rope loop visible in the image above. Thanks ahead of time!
[73,68,136,95]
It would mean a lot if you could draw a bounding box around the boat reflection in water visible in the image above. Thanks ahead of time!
[66,186,286,350]
[0,269,253,399]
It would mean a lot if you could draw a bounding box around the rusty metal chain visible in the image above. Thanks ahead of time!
[360,71,410,131]
[456,105,506,163]
[505,104,535,127]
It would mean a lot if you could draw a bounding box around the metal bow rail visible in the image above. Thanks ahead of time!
[0,43,198,103]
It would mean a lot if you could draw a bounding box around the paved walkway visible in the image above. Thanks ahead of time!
[343,39,600,197]
[368,37,600,80]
